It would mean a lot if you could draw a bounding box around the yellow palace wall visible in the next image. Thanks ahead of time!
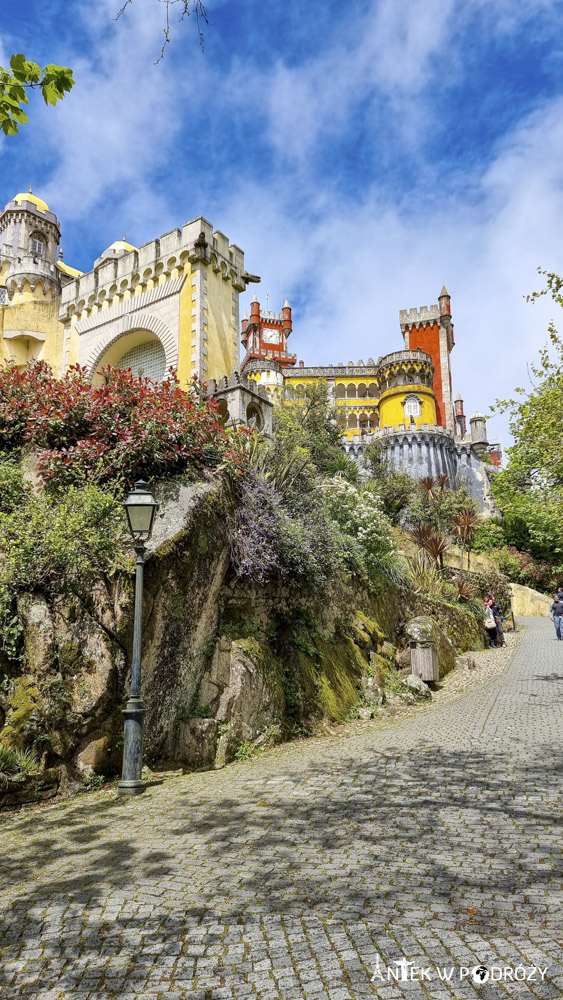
[378,384,436,430]
[203,264,239,382]
[0,279,63,371]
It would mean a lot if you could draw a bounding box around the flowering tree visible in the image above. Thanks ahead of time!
[0,360,246,488]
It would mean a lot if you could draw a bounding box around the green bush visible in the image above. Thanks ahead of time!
[83,774,104,792]
[0,461,127,658]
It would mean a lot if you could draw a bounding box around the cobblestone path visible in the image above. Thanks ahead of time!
[1,617,562,1000]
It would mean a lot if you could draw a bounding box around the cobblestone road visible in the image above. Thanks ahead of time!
[1,617,562,1000]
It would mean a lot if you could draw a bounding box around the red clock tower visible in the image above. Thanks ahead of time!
[240,294,296,371]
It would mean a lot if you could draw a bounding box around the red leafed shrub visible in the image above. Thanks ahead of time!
[0,360,247,488]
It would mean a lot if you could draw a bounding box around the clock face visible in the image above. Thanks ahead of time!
[262,327,280,345]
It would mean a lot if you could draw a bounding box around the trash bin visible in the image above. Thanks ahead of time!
[409,640,439,683]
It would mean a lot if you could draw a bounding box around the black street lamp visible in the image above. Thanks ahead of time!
[118,480,159,796]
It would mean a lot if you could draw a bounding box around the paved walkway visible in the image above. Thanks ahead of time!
[0,617,562,1000]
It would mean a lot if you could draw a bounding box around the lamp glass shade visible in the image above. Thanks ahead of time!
[124,481,159,539]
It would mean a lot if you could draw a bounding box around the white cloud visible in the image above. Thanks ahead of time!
[3,0,562,450]
[218,92,563,450]
[36,0,195,233]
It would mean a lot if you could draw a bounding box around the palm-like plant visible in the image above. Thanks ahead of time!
[436,473,450,490]
[419,475,436,494]
[453,506,479,574]
[410,522,450,569]
[451,574,476,602]
[424,530,451,569]
[410,522,434,549]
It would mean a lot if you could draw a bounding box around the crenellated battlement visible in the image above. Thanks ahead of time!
[59,216,247,320]
[399,304,440,328]
[207,370,270,403]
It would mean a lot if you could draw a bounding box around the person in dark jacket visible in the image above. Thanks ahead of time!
[489,597,506,646]
[549,596,563,640]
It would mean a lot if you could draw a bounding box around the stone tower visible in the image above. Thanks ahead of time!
[240,294,296,400]
[0,190,66,371]
[0,189,61,299]
[399,286,455,434]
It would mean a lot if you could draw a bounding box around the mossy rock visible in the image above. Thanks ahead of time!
[314,641,363,723]
[290,635,367,723]
[369,652,392,685]
[348,611,385,649]
[0,675,41,749]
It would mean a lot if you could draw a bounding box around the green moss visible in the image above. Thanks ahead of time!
[0,675,40,748]
[58,642,96,677]
[350,610,386,647]
[314,638,363,722]
[233,637,278,674]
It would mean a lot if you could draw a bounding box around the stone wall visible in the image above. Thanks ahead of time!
[510,583,551,617]
[0,478,488,803]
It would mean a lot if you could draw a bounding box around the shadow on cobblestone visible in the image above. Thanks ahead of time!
[0,618,561,997]
[0,744,561,987]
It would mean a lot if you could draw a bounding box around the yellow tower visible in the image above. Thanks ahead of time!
[0,190,67,370]
[376,350,436,431]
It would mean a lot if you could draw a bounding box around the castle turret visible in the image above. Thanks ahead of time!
[438,284,451,318]
[0,189,61,299]
[240,294,296,401]
[454,391,466,437]
[240,294,296,372]
[469,411,488,457]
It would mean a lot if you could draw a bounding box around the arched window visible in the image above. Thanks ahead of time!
[216,399,229,426]
[335,383,346,399]
[357,383,367,398]
[246,403,263,430]
[30,232,46,256]
[347,413,358,429]
[404,395,421,418]
[346,383,357,398]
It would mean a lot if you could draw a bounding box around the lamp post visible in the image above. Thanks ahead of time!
[118,480,159,796]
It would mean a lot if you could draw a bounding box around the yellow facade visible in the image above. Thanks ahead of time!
[378,384,437,431]
[0,281,63,371]
[1,192,248,388]
[278,351,438,440]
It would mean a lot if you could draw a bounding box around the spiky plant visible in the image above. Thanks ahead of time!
[424,530,451,569]
[0,746,37,781]
[452,574,476,602]
[409,522,434,549]
[408,550,443,596]
[419,476,436,494]
[436,473,450,490]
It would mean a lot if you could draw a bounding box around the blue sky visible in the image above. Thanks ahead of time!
[2,0,563,448]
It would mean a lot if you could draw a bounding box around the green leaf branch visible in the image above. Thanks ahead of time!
[0,54,74,136]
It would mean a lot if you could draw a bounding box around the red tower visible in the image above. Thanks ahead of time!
[399,286,455,433]
[454,392,467,437]
[241,295,296,371]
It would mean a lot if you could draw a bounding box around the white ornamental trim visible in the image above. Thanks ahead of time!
[84,309,178,381]
[75,277,185,335]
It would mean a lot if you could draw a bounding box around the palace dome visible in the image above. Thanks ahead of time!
[95,237,138,267]
[12,190,50,214]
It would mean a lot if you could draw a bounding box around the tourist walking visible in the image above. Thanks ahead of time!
[484,600,498,647]
[549,595,563,640]
[489,597,506,646]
